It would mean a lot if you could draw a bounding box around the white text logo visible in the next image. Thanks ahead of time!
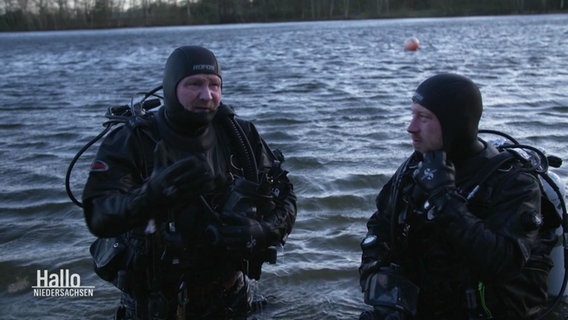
[32,269,94,297]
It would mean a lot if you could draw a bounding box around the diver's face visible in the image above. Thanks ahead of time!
[407,103,443,154]
[176,74,222,113]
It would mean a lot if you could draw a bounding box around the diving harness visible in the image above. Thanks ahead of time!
[477,129,567,320]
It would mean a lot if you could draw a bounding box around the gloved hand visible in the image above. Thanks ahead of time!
[412,150,456,199]
[143,157,214,204]
[219,213,268,258]
[142,141,215,206]
[362,265,419,319]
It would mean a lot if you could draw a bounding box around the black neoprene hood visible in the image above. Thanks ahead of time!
[412,73,483,161]
[162,46,222,133]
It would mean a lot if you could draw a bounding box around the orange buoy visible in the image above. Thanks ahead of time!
[404,37,420,51]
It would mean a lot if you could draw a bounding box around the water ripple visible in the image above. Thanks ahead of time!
[1,15,567,319]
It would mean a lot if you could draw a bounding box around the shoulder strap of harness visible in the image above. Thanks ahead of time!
[459,150,518,201]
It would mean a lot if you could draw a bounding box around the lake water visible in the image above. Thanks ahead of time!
[1,14,568,320]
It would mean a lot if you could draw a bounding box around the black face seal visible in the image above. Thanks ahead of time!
[162,46,222,134]
[412,73,483,161]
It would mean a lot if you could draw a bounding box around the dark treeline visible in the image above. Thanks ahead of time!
[1,0,566,32]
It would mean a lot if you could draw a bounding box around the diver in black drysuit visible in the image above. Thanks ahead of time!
[359,73,557,320]
[82,46,297,319]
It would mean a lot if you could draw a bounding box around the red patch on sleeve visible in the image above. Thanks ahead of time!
[90,160,109,172]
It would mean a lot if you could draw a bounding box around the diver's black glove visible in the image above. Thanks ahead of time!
[412,150,456,205]
[361,264,419,319]
[219,214,269,258]
[143,157,213,204]
[141,142,215,206]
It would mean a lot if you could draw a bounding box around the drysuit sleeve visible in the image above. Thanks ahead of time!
[363,154,415,266]
[436,169,542,280]
[365,178,396,263]
[82,126,154,238]
[358,175,399,293]
[360,155,420,290]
